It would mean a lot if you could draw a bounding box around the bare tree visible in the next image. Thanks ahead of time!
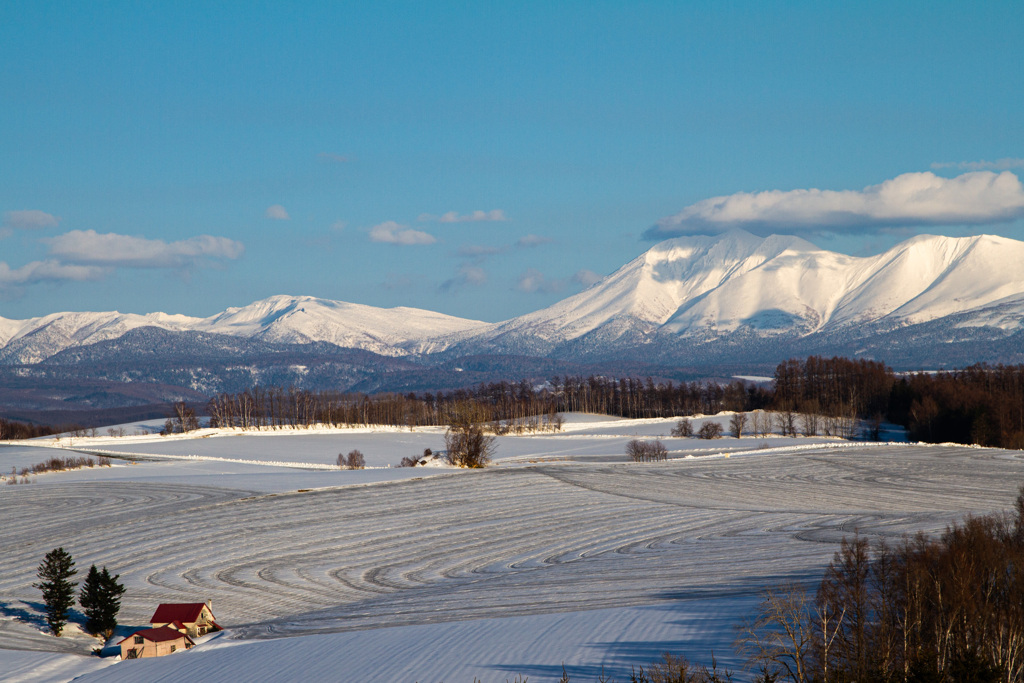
[164,402,200,435]
[775,408,798,437]
[800,411,820,437]
[445,402,495,468]
[737,585,815,683]
[627,439,669,462]
[698,422,724,439]
[174,402,199,432]
[339,450,365,469]
[671,418,694,437]
[750,411,765,438]
[834,406,858,440]
[729,412,748,439]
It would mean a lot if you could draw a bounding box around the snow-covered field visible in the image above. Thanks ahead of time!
[0,413,1021,682]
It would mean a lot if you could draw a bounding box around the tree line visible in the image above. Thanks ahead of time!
[0,417,65,440]
[890,364,1024,449]
[194,356,1024,450]
[1,355,1019,451]
[202,378,769,432]
[775,357,1024,449]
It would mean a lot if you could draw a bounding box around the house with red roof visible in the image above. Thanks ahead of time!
[118,625,194,659]
[149,601,219,638]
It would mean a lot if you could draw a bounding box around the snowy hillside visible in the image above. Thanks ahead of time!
[0,418,1021,682]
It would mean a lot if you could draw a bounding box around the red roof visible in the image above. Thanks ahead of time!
[119,625,194,645]
[150,603,211,625]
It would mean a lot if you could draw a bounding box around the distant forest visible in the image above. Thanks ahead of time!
[0,418,62,440]
[199,356,1024,450]
[3,356,1022,450]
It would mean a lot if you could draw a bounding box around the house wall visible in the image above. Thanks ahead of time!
[120,634,189,659]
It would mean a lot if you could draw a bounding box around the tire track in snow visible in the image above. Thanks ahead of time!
[2,445,1023,651]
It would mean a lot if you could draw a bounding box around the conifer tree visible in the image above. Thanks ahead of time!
[34,547,77,636]
[79,565,126,638]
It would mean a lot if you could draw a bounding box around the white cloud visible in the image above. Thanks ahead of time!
[516,268,563,294]
[369,221,436,245]
[440,265,487,292]
[649,171,1024,239]
[457,235,552,260]
[0,259,106,286]
[265,204,291,220]
[462,265,487,285]
[419,209,508,223]
[3,210,61,229]
[330,220,347,232]
[45,230,244,268]
[516,234,552,247]
[932,158,1024,171]
[572,269,603,287]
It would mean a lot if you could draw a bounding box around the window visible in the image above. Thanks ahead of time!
[134,636,144,644]
[126,649,138,659]
[170,645,176,653]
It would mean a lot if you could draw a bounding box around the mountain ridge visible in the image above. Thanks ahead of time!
[2,231,1023,371]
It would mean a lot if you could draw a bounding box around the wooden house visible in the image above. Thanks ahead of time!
[149,602,219,638]
[118,625,194,659]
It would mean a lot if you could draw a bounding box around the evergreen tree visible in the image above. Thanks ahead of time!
[34,547,77,636]
[79,565,126,638]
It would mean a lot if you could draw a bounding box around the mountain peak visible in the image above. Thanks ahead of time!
[482,231,1024,349]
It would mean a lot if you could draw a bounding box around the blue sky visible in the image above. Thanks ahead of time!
[2,1,1022,322]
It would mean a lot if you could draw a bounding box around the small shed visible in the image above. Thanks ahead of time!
[119,625,194,659]
[150,602,219,638]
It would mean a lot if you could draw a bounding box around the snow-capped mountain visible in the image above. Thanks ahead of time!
[0,295,487,365]
[194,295,488,353]
[2,231,1023,370]
[0,310,199,365]
[438,230,1024,358]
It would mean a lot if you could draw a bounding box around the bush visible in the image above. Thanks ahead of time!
[2,456,112,483]
[626,439,669,463]
[445,404,495,468]
[339,450,365,469]
[399,448,433,468]
[698,422,724,439]
[670,418,694,437]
